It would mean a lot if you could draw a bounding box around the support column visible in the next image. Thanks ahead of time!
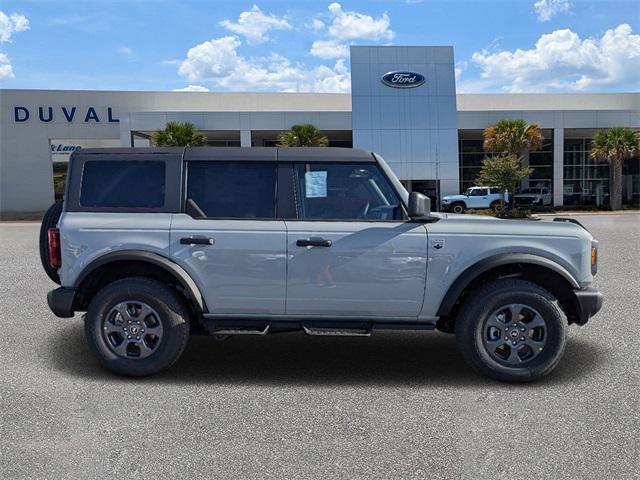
[240,130,252,147]
[553,127,564,206]
[119,114,133,147]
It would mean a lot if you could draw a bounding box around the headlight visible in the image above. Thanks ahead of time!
[441,199,449,204]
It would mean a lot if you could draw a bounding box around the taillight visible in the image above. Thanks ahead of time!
[48,228,61,269]
[591,242,598,275]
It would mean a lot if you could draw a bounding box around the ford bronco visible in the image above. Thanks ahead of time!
[42,147,603,382]
[441,186,506,214]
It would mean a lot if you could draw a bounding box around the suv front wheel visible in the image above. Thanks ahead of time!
[455,279,567,382]
[85,277,190,376]
[450,202,466,214]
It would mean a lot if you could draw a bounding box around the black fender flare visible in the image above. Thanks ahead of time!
[74,250,206,312]
[436,253,580,317]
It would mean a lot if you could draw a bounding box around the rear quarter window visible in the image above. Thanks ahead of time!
[80,160,166,208]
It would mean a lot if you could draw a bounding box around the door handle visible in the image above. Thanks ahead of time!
[180,237,214,246]
[296,238,332,248]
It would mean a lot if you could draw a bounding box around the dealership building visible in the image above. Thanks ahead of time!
[1,45,638,216]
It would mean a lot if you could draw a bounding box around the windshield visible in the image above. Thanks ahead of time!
[465,188,485,196]
[520,188,539,194]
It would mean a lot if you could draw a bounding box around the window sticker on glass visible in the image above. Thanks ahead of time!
[305,171,327,198]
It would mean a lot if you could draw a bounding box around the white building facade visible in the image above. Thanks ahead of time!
[1,45,638,216]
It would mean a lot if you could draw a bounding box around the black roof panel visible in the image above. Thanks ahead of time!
[72,147,375,163]
[185,147,277,161]
[277,147,374,163]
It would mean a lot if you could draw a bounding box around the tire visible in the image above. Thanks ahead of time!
[490,200,502,210]
[455,278,567,382]
[84,277,190,377]
[451,202,466,214]
[39,201,63,284]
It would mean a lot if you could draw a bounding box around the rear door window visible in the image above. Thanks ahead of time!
[80,160,165,208]
[186,162,277,219]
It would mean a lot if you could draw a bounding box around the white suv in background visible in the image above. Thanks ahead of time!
[515,187,553,206]
[441,187,505,213]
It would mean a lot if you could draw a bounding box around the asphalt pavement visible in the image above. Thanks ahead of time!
[1,215,638,479]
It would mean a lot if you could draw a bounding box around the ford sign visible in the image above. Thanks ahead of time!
[381,71,425,88]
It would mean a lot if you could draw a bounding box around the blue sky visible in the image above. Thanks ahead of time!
[0,0,638,93]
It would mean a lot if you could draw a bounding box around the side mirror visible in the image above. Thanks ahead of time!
[408,191,431,219]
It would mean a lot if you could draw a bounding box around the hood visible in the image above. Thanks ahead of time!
[437,213,592,239]
[442,194,466,201]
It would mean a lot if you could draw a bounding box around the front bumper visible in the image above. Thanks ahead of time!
[573,287,603,325]
[47,287,76,318]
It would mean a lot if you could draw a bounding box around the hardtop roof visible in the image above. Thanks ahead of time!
[73,147,375,163]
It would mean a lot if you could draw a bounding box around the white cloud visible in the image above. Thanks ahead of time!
[219,4,291,45]
[0,52,14,79]
[173,85,210,92]
[310,39,349,59]
[533,0,570,22]
[325,2,393,41]
[178,36,243,82]
[471,24,640,92]
[311,18,325,31]
[118,46,133,55]
[177,35,350,92]
[0,11,29,43]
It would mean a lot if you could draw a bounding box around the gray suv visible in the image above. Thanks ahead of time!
[43,147,603,382]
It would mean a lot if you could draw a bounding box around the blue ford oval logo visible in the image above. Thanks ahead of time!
[381,71,426,88]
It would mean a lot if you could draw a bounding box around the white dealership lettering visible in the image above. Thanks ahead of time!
[392,73,416,84]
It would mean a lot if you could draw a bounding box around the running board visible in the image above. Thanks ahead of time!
[204,319,270,336]
[302,324,373,337]
[213,325,270,336]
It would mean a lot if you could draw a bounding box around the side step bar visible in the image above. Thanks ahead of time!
[302,324,372,337]
[204,319,270,336]
[213,325,270,336]
[202,319,436,336]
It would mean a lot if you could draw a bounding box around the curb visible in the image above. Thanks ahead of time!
[536,211,640,216]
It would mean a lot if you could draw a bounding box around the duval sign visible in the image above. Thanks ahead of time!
[14,106,119,123]
[381,71,425,88]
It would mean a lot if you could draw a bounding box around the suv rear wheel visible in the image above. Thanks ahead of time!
[85,277,190,376]
[455,278,567,382]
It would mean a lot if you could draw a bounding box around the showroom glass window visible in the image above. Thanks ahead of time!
[459,130,554,195]
[293,163,403,221]
[80,161,165,208]
[528,133,554,190]
[563,138,610,206]
[187,162,277,218]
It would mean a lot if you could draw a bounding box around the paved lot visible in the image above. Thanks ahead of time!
[1,215,638,479]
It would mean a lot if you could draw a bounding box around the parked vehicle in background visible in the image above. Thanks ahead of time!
[441,186,506,213]
[42,147,602,382]
[514,187,553,206]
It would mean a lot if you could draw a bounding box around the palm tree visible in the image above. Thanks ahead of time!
[152,122,207,147]
[483,119,544,160]
[482,119,544,207]
[277,124,329,147]
[590,127,640,210]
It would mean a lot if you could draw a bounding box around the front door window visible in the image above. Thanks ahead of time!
[293,163,404,221]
